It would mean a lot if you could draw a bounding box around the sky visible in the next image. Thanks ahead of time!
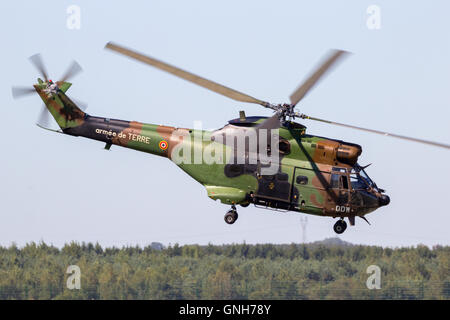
[0,0,449,248]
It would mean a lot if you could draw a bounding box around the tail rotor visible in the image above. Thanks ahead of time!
[12,53,87,128]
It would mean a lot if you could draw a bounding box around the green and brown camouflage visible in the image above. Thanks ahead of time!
[34,79,85,129]
[21,44,450,233]
[35,82,389,227]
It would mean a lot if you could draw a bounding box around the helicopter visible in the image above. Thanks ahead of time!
[12,42,450,234]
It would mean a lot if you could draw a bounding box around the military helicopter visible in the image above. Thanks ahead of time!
[12,42,450,234]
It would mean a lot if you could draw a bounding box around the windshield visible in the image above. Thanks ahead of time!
[351,164,377,190]
[350,173,369,190]
[360,168,376,188]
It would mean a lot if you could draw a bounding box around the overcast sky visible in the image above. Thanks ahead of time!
[1,0,449,248]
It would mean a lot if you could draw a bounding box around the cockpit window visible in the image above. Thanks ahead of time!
[359,168,375,187]
[350,173,368,190]
[351,164,377,190]
[341,175,349,189]
[331,174,340,188]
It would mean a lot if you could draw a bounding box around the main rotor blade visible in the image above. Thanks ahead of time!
[256,112,281,130]
[105,42,271,108]
[59,60,82,82]
[298,113,450,150]
[289,50,349,106]
[29,54,48,82]
[12,86,35,99]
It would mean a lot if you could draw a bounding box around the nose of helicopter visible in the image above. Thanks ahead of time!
[379,194,390,206]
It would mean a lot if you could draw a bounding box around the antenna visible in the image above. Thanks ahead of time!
[300,216,308,243]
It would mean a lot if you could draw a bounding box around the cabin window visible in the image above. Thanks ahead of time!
[277,173,288,181]
[225,164,243,177]
[266,144,271,156]
[279,140,291,154]
[296,175,308,185]
[229,164,242,174]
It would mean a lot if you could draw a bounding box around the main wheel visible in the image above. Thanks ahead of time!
[333,220,347,234]
[224,210,237,224]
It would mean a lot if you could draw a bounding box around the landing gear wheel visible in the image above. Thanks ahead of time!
[224,210,238,224]
[333,219,347,234]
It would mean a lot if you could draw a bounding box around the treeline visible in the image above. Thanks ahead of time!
[0,241,448,300]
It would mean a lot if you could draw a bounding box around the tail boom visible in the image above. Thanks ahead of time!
[63,115,178,158]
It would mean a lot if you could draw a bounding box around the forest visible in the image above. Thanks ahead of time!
[0,239,448,300]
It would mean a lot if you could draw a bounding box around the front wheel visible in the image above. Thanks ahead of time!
[333,220,347,234]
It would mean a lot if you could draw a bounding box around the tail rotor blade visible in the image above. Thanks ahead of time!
[59,60,82,83]
[36,105,51,128]
[11,86,36,99]
[29,54,48,82]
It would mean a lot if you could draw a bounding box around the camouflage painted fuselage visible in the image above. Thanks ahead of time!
[36,81,388,219]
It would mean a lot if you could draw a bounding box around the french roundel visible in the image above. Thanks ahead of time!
[159,140,168,150]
